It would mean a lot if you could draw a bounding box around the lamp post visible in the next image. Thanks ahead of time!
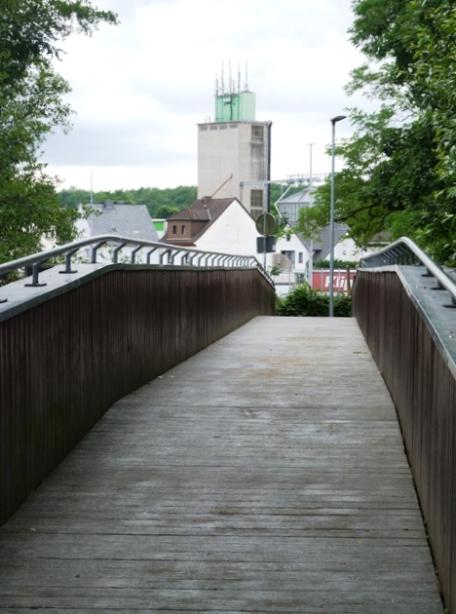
[329,115,346,317]
[308,143,315,286]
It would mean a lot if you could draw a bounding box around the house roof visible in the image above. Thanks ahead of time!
[301,223,349,260]
[164,197,250,245]
[85,202,158,241]
[277,187,316,205]
[166,197,235,223]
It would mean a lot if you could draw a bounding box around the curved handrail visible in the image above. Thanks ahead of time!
[359,236,456,305]
[0,234,274,301]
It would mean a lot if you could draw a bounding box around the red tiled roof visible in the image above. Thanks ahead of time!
[167,197,235,223]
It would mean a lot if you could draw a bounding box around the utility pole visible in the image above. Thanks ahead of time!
[308,143,315,287]
[329,116,347,317]
[90,170,94,206]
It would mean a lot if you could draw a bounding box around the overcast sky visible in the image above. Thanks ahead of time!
[42,0,367,192]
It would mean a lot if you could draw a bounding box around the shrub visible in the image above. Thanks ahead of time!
[276,284,352,317]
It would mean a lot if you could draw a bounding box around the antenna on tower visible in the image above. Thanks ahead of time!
[228,59,232,94]
[244,61,249,90]
[215,74,219,97]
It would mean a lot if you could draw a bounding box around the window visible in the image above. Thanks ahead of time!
[250,189,263,215]
[181,225,185,235]
[299,252,303,264]
[251,125,264,142]
[199,125,208,131]
[172,225,177,234]
[281,250,296,265]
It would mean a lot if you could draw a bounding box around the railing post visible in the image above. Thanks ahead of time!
[146,248,157,264]
[25,262,47,287]
[159,249,170,265]
[59,249,79,274]
[112,242,127,264]
[130,245,142,264]
[91,241,106,264]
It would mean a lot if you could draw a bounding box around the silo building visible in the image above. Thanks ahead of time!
[197,78,272,219]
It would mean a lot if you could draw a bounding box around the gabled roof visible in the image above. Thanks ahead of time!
[85,202,158,241]
[167,197,236,223]
[164,197,252,245]
[301,223,349,260]
[277,187,316,205]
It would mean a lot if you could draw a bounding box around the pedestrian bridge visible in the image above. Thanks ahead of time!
[0,236,454,613]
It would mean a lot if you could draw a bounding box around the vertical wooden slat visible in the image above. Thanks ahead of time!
[353,270,456,613]
[0,268,275,526]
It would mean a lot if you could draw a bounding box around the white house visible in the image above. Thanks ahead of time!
[163,196,260,256]
[267,233,311,297]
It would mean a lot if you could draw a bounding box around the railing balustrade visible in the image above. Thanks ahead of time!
[0,234,273,301]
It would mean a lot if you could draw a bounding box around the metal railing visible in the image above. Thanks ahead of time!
[0,234,274,302]
[359,236,456,306]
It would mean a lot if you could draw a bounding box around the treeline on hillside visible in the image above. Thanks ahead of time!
[58,186,198,219]
[58,184,291,220]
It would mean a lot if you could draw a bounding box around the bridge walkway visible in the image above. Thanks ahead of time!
[0,317,443,612]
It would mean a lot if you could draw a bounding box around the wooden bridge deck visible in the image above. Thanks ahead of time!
[0,317,443,613]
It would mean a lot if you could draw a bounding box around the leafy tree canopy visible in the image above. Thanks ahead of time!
[0,1,117,263]
[299,0,456,265]
[58,185,197,218]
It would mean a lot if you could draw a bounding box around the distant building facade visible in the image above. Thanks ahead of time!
[198,85,271,219]
[76,200,158,263]
[277,187,316,227]
[267,233,311,297]
[164,196,260,256]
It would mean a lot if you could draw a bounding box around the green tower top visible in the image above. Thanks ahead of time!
[214,64,256,122]
[215,90,256,122]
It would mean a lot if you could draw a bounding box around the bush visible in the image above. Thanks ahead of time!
[276,284,352,317]
[334,294,352,317]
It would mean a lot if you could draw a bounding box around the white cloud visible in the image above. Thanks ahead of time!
[42,0,367,190]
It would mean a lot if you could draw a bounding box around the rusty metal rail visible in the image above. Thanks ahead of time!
[0,234,274,300]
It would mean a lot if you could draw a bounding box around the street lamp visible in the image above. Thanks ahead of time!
[329,115,347,317]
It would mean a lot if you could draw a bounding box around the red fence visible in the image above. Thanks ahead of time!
[312,269,356,294]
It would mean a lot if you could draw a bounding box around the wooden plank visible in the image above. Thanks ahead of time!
[0,317,443,612]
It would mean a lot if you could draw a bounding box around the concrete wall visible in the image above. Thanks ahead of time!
[197,121,270,215]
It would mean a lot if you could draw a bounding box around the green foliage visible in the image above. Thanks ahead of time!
[298,1,456,265]
[58,185,197,218]
[269,264,281,277]
[276,284,352,318]
[0,1,117,263]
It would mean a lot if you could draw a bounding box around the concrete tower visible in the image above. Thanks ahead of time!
[197,72,272,218]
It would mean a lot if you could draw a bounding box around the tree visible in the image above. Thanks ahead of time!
[0,1,117,263]
[299,1,456,265]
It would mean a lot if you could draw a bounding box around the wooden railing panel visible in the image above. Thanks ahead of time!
[0,267,275,525]
[354,270,456,612]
